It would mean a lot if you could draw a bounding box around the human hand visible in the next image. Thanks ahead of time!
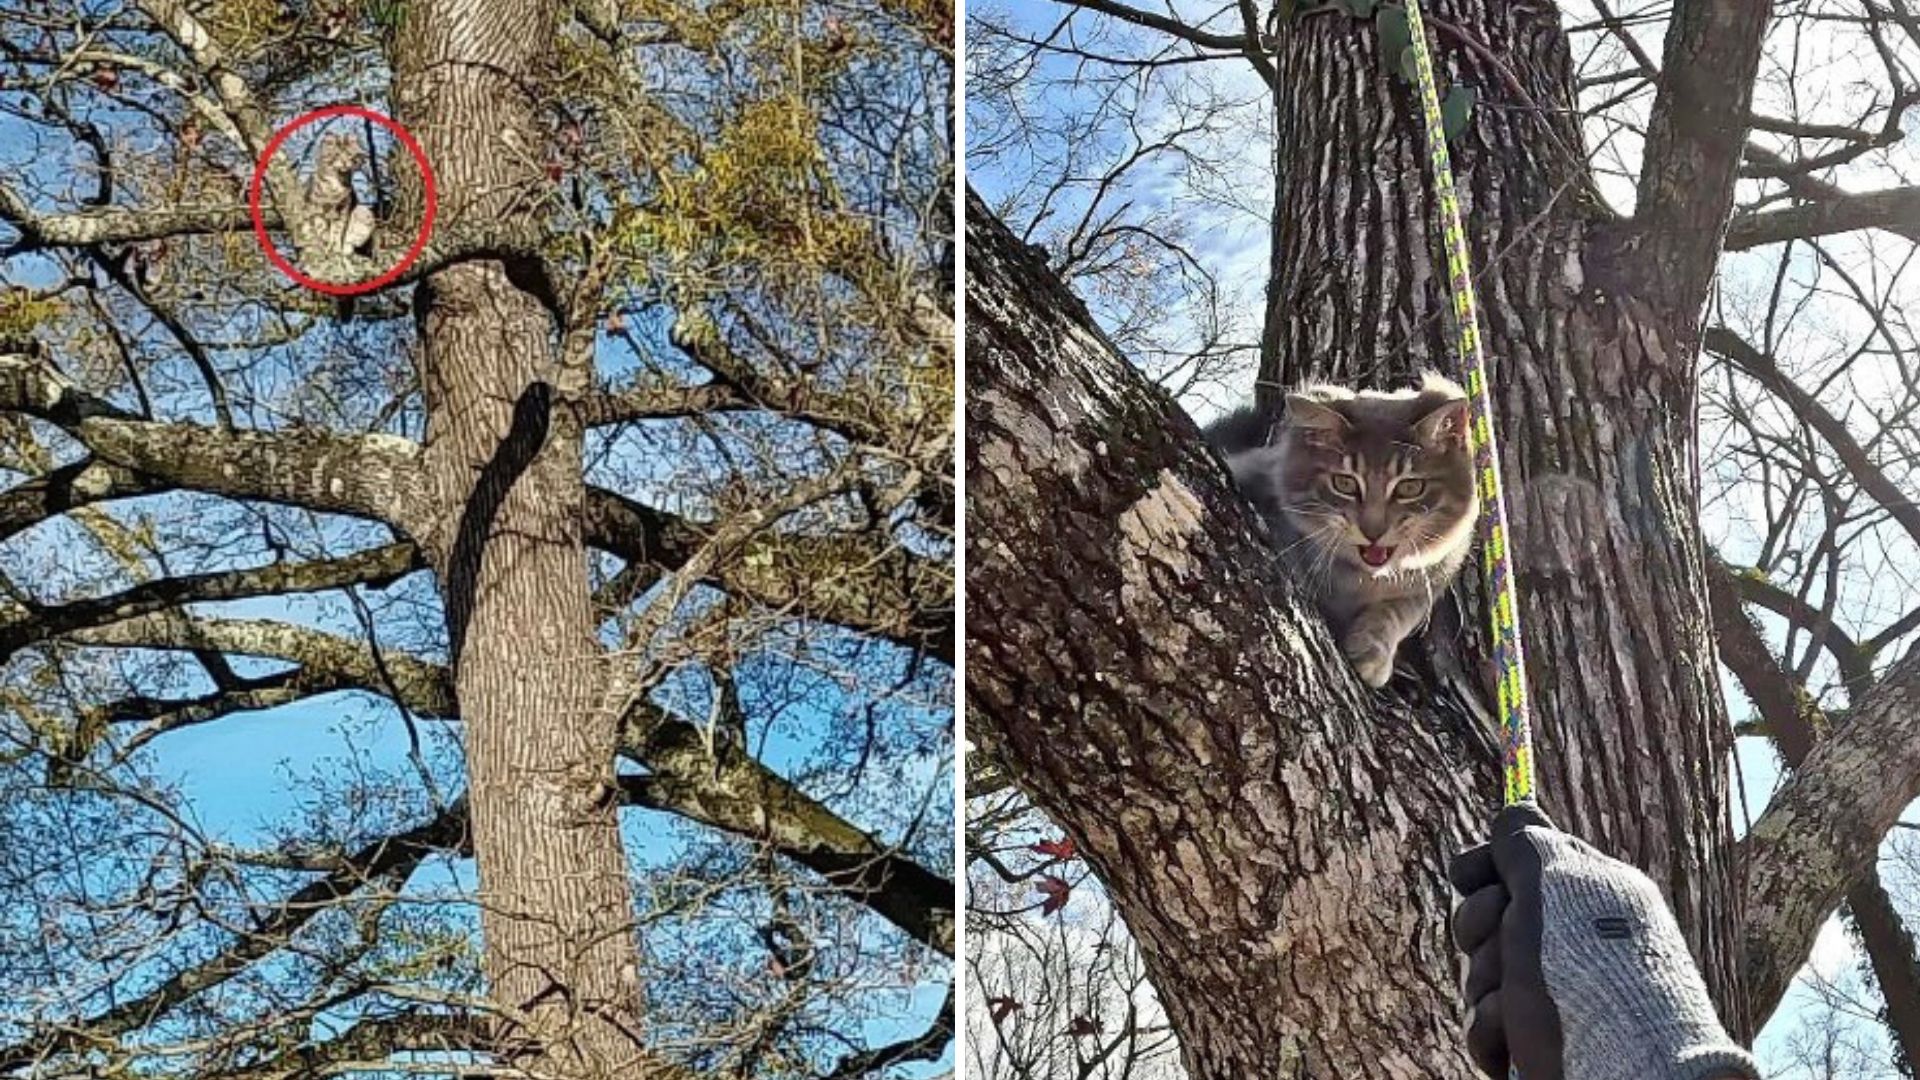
[1447,804,1761,1080]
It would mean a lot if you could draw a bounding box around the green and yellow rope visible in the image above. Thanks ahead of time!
[1400,0,1537,808]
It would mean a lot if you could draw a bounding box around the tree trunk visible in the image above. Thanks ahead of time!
[394,3,647,1074]
[1260,0,1744,1027]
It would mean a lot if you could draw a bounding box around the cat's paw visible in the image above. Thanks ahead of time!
[1344,640,1396,688]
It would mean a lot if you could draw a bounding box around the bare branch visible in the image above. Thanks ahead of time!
[1716,562,1875,690]
[0,352,426,531]
[622,703,955,956]
[0,192,268,254]
[0,800,468,1072]
[1705,327,1920,552]
[1628,0,1770,314]
[585,487,953,661]
[1725,185,1920,252]
[67,615,455,717]
[130,0,300,211]
[821,984,954,1078]
[0,457,164,543]
[194,1013,496,1080]
[1,543,424,660]
[578,380,752,426]
[1054,0,1256,53]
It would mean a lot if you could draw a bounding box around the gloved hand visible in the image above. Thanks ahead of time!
[1447,804,1762,1080]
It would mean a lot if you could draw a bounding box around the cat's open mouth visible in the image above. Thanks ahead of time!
[1358,544,1395,568]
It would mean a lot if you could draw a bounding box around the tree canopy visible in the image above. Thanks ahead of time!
[0,0,953,1076]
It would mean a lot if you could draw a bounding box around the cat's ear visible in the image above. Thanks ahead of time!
[1414,397,1471,450]
[1284,394,1348,448]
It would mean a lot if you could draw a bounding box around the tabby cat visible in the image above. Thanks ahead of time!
[1204,374,1478,686]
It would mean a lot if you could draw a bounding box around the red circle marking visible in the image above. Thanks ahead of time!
[249,105,437,297]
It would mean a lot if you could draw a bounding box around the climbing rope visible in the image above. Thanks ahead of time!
[1400,0,1537,807]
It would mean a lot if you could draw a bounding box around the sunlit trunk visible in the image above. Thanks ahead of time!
[396,3,647,1073]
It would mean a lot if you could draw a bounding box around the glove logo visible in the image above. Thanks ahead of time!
[1592,915,1637,940]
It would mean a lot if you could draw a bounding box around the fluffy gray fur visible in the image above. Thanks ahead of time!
[305,133,375,259]
[1204,373,1478,686]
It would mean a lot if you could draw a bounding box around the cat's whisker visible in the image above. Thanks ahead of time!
[1280,505,1342,521]
[1266,530,1325,561]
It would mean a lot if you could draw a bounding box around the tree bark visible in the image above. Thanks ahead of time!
[1846,878,1920,1077]
[1709,566,1920,1047]
[968,188,1495,1077]
[1741,647,1920,1022]
[393,2,648,1074]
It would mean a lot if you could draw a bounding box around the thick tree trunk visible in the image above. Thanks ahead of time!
[394,3,647,1075]
[1260,0,1744,1027]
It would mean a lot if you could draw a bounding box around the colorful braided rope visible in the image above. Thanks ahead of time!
[1401,0,1537,808]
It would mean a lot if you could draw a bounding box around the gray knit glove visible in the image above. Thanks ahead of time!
[1447,805,1762,1080]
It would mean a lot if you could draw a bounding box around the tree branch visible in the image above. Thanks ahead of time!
[577,380,752,426]
[193,1013,496,1080]
[58,607,953,953]
[0,799,468,1072]
[1054,0,1257,52]
[1740,146,1920,248]
[0,193,269,253]
[1704,327,1920,552]
[621,703,954,956]
[66,615,455,718]
[0,184,557,303]
[0,352,426,531]
[1712,563,1920,1054]
[1,543,424,660]
[0,457,164,543]
[98,662,447,758]
[2,2,561,301]
[1843,874,1920,1074]
[1742,644,1920,1025]
[1725,185,1920,252]
[964,185,1491,1067]
[670,311,943,458]
[585,487,952,661]
[1716,561,1874,691]
[820,984,954,1078]
[1628,0,1770,316]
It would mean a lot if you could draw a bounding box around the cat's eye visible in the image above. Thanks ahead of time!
[1328,473,1361,497]
[1395,478,1429,500]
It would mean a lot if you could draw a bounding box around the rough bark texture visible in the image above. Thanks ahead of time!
[393,2,646,1074]
[1709,567,1920,1044]
[968,189,1497,1077]
[1260,0,1745,1027]
[1845,877,1920,1074]
[1629,0,1771,320]
[1741,648,1920,1020]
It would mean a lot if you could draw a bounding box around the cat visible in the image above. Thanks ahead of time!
[304,133,376,260]
[1204,373,1478,687]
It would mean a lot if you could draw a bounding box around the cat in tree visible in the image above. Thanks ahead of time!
[302,132,376,266]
